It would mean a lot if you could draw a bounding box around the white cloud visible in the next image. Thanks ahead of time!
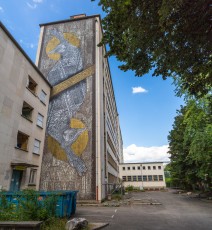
[0,6,4,13]
[33,0,43,2]
[19,39,36,49]
[123,144,170,163]
[132,86,148,94]
[27,2,37,9]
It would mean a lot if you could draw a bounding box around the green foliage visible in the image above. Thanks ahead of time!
[168,96,212,190]
[41,218,67,230]
[0,194,17,221]
[125,185,142,192]
[94,0,212,97]
[111,194,122,201]
[0,190,57,221]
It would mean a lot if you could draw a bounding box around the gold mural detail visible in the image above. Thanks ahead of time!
[51,65,95,97]
[47,135,68,162]
[46,37,61,60]
[70,118,85,129]
[71,130,89,156]
[63,33,80,47]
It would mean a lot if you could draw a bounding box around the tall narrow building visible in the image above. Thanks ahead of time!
[36,14,123,201]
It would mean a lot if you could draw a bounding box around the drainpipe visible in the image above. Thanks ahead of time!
[95,17,100,202]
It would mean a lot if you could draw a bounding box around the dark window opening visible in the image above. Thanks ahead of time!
[27,76,37,94]
[17,131,29,151]
[22,102,33,121]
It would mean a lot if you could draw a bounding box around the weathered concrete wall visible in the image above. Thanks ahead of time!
[38,18,96,199]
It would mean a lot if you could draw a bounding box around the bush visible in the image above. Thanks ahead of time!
[0,189,57,221]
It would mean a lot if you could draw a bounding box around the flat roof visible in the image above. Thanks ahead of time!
[0,22,52,88]
[120,162,167,165]
[39,14,100,27]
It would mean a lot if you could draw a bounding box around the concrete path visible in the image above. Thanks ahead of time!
[75,189,212,230]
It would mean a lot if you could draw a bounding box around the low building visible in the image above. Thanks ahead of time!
[119,162,166,190]
[0,22,51,191]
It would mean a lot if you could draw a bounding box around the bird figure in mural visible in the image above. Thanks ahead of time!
[46,29,88,176]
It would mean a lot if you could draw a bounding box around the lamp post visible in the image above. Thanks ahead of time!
[140,164,143,190]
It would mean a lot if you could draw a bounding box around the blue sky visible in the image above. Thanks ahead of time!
[0,0,184,162]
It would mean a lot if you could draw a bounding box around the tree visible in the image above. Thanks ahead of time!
[168,96,212,190]
[95,0,212,97]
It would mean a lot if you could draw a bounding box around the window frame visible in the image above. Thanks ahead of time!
[37,113,44,128]
[22,101,33,122]
[27,76,37,95]
[39,90,47,105]
[127,176,132,181]
[29,169,37,185]
[16,131,29,152]
[148,175,153,181]
[143,175,147,181]
[33,139,41,155]
[159,175,164,181]
[133,176,137,181]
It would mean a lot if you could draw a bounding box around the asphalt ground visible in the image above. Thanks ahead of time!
[75,189,212,230]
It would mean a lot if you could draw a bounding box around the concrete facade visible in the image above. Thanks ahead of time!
[0,23,51,191]
[36,15,123,201]
[119,162,166,189]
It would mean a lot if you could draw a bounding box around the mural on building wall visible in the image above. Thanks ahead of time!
[39,19,95,199]
[46,28,88,175]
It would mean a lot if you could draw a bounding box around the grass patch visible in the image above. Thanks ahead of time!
[41,218,67,230]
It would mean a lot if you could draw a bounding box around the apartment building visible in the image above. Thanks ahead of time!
[0,22,51,191]
[119,162,166,189]
[36,14,123,201]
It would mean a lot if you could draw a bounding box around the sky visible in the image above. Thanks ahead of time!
[0,0,184,163]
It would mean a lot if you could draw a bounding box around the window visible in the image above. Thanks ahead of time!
[122,167,125,171]
[143,176,147,181]
[37,113,44,128]
[153,166,156,170]
[133,176,137,181]
[158,166,162,170]
[132,166,135,170]
[33,139,41,154]
[138,176,142,181]
[122,176,126,181]
[17,131,29,151]
[127,167,130,170]
[148,175,153,181]
[137,166,140,170]
[148,166,151,170]
[127,176,131,181]
[27,76,37,94]
[22,102,33,121]
[153,175,158,181]
[39,90,47,104]
[142,166,146,170]
[159,175,163,181]
[29,169,37,184]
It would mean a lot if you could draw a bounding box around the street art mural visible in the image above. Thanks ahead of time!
[38,19,95,199]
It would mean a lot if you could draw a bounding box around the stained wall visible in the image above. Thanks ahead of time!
[37,18,96,199]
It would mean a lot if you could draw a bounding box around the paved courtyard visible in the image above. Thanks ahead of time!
[75,189,212,230]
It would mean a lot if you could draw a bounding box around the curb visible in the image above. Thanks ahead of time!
[90,223,109,230]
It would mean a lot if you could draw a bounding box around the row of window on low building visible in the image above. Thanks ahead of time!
[122,165,162,171]
[122,175,164,182]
